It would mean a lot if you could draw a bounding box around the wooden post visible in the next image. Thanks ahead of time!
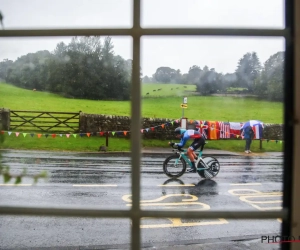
[106,131,109,147]
[260,139,262,149]
[0,108,10,130]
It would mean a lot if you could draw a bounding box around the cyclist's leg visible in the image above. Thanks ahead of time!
[187,139,202,172]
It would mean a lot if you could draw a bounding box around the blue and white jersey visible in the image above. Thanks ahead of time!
[177,129,202,147]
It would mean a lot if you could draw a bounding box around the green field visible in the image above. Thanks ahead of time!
[0,82,284,152]
[0,82,283,123]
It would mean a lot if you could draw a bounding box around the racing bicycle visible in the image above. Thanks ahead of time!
[163,143,220,179]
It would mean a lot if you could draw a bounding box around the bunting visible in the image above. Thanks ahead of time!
[0,118,283,142]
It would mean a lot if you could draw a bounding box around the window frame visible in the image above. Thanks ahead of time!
[0,1,296,250]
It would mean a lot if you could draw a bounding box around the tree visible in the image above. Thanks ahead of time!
[152,66,178,83]
[254,51,284,101]
[235,52,262,92]
[187,65,202,84]
[0,59,13,81]
[196,67,219,95]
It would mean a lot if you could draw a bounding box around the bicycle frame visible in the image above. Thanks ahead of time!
[174,149,210,171]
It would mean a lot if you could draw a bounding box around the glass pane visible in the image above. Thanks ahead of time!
[0,36,133,209]
[140,35,284,246]
[0,217,131,249]
[0,0,132,29]
[142,0,284,29]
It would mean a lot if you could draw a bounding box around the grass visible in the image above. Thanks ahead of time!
[0,133,283,153]
[0,82,284,152]
[0,82,283,123]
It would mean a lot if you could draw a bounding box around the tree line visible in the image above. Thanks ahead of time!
[144,51,284,101]
[0,37,284,102]
[0,36,132,100]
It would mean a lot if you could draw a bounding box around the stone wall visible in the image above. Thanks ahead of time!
[79,112,284,140]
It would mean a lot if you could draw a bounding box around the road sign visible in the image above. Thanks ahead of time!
[180,104,188,108]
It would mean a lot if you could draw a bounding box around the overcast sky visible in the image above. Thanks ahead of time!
[0,0,285,76]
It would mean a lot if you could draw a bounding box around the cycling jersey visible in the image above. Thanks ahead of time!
[177,129,202,147]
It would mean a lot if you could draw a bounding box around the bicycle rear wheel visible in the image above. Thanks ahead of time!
[197,156,220,179]
[163,155,186,178]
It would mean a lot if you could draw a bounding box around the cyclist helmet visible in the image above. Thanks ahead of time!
[174,127,185,135]
[194,121,200,131]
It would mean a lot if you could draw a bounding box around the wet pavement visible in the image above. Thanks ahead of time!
[0,149,284,250]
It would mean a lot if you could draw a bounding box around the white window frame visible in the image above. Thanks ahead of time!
[0,1,299,250]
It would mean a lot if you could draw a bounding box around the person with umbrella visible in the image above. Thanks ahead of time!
[241,120,263,153]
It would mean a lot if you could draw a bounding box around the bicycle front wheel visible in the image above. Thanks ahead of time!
[163,155,186,178]
[197,156,220,179]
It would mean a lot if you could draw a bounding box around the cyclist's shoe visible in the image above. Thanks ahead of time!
[187,168,196,173]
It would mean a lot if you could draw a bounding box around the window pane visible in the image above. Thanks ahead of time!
[142,0,284,29]
[0,0,132,29]
[0,36,133,209]
[0,217,131,249]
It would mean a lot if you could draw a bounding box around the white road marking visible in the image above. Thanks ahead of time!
[72,184,117,187]
[230,183,261,186]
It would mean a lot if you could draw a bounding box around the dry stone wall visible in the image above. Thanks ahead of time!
[79,112,284,140]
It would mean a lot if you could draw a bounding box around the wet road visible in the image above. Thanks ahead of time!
[0,150,283,249]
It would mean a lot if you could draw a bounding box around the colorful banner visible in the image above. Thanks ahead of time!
[0,119,283,142]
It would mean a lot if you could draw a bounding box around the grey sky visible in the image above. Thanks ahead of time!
[0,0,285,76]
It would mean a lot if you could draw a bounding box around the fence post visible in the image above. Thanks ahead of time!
[0,108,10,130]
[106,132,109,147]
[260,139,262,149]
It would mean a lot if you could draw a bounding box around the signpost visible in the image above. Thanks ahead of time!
[181,97,188,117]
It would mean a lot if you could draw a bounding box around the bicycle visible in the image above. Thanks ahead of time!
[162,143,220,179]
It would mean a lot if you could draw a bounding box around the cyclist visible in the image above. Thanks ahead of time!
[169,127,206,173]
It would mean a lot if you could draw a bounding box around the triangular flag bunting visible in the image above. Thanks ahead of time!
[100,132,104,136]
[151,127,155,131]
[30,133,34,137]
[73,134,77,138]
[171,121,174,125]
[87,133,91,137]
[146,128,149,132]
[0,130,4,134]
[161,124,165,129]
[80,133,84,137]
[112,132,115,136]
[52,134,56,138]
[66,134,70,138]
[45,134,49,138]
[280,141,282,144]
[23,133,27,137]
[15,132,20,137]
[59,134,63,137]
[37,134,42,138]
[141,129,143,133]
[236,135,240,138]
[8,132,12,136]
[175,120,178,123]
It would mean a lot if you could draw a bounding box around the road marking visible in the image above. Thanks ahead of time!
[122,194,228,228]
[73,184,117,187]
[0,184,32,186]
[230,183,261,186]
[228,188,283,222]
[140,218,228,229]
[158,184,195,187]
[122,194,198,203]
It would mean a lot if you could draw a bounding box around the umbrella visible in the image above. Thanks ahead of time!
[241,120,264,130]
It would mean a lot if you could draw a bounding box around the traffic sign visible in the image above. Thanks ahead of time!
[180,104,188,108]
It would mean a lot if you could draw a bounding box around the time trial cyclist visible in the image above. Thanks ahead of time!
[169,127,206,173]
